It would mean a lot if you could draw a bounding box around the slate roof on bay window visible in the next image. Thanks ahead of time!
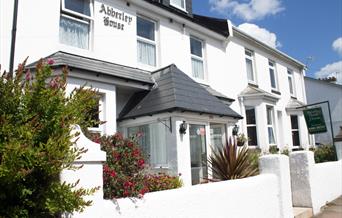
[119,64,242,120]
[27,51,154,85]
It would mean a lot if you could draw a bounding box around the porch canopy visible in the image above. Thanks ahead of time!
[119,64,242,121]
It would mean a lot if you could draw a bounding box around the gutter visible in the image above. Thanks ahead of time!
[9,0,19,74]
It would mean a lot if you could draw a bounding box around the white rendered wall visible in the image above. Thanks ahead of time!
[290,151,342,214]
[75,175,280,218]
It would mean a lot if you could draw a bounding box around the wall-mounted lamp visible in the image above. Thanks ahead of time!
[179,121,188,134]
[232,124,239,136]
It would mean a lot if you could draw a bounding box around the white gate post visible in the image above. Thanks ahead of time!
[259,154,293,218]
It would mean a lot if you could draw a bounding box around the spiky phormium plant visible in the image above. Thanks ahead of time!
[208,138,258,181]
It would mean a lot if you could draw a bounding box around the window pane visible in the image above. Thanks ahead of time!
[59,16,89,49]
[64,0,90,16]
[268,127,275,144]
[137,40,156,66]
[149,123,168,166]
[137,17,155,41]
[190,37,203,57]
[288,76,294,94]
[210,126,223,149]
[245,50,252,57]
[267,107,273,125]
[269,68,276,88]
[246,108,256,124]
[171,0,185,8]
[191,58,204,79]
[291,115,299,129]
[246,58,254,81]
[247,126,258,146]
[292,131,300,146]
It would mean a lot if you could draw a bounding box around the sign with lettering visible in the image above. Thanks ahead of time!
[99,4,133,31]
[303,107,327,134]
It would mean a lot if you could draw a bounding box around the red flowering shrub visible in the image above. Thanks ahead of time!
[100,133,148,199]
[145,173,183,193]
[96,133,183,199]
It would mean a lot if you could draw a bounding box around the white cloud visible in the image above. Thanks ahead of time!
[238,23,281,48]
[332,37,342,56]
[209,0,284,21]
[315,61,342,85]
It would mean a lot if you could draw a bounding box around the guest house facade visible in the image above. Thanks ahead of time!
[0,0,310,186]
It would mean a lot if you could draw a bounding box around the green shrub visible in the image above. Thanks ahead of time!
[247,148,261,171]
[207,138,259,181]
[314,144,337,163]
[0,59,98,217]
[269,145,279,154]
[281,147,290,156]
[145,173,182,193]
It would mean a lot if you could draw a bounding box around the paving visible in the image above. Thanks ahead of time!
[314,196,342,218]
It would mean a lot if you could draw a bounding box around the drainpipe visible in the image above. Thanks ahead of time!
[9,0,19,75]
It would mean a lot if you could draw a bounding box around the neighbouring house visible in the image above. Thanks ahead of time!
[0,0,311,186]
[304,77,342,145]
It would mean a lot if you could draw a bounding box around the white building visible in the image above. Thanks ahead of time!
[0,0,311,186]
[305,77,342,145]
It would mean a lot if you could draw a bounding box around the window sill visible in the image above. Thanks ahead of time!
[271,90,281,95]
[169,4,188,13]
[291,96,297,100]
[248,83,259,88]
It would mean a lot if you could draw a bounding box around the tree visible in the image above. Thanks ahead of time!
[0,59,98,217]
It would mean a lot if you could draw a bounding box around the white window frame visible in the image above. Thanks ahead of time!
[245,49,257,84]
[136,15,157,67]
[287,69,296,97]
[88,93,105,133]
[269,60,278,91]
[290,115,300,147]
[266,106,277,146]
[170,0,186,11]
[245,107,258,146]
[190,36,205,81]
[59,0,93,50]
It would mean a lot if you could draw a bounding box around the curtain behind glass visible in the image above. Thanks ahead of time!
[191,58,204,79]
[246,58,254,81]
[149,123,167,167]
[59,16,89,49]
[137,40,156,66]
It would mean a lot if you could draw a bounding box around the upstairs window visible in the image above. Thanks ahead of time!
[190,36,204,80]
[269,60,278,90]
[59,0,92,49]
[288,69,295,96]
[245,49,256,84]
[246,107,258,146]
[137,16,156,67]
[266,106,276,145]
[170,0,186,11]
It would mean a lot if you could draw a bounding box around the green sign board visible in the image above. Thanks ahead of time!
[303,107,327,134]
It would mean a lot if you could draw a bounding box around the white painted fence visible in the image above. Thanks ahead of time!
[290,151,342,214]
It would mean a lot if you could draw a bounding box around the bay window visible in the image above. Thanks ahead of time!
[128,122,168,167]
[245,49,256,84]
[59,0,92,49]
[190,36,205,80]
[266,106,276,145]
[137,16,156,67]
[246,107,258,146]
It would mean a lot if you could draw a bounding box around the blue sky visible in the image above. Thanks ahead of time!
[192,0,342,83]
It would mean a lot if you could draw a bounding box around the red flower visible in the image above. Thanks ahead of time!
[127,141,133,148]
[25,69,31,81]
[138,159,145,167]
[47,58,55,65]
[133,149,140,157]
[110,170,116,177]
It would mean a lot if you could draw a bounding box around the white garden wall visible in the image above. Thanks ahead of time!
[74,175,280,218]
[290,151,342,214]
